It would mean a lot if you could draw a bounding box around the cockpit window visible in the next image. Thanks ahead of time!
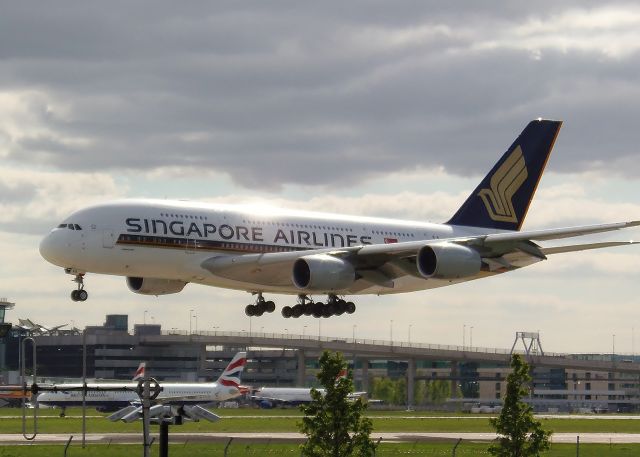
[57,223,82,230]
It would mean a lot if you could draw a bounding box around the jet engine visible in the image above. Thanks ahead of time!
[126,277,187,295]
[292,254,355,292]
[417,243,481,279]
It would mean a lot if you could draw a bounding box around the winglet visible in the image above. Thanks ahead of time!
[448,119,562,231]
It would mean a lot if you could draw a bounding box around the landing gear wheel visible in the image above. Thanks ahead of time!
[312,302,324,318]
[250,293,275,316]
[245,304,259,317]
[346,302,356,314]
[264,300,276,313]
[292,304,304,318]
[70,273,87,302]
[282,306,293,318]
[303,302,313,316]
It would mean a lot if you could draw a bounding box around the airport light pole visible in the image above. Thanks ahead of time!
[470,326,474,348]
[189,309,193,334]
[144,310,148,325]
[353,324,357,342]
[463,324,466,349]
[390,320,393,344]
[303,325,307,338]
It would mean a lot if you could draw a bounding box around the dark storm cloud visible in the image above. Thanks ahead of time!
[1,1,639,188]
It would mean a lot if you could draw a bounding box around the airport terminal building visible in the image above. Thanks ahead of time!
[2,309,639,412]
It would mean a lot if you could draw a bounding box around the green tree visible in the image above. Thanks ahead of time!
[489,354,551,457]
[427,380,451,404]
[299,351,377,457]
[371,377,395,404]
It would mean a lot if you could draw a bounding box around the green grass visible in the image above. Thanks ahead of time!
[3,408,640,434]
[0,443,639,456]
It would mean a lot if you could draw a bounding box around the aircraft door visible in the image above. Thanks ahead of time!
[103,229,116,248]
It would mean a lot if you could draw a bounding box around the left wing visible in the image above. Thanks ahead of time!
[200,221,639,291]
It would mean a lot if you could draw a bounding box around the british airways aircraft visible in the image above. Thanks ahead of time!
[37,352,247,422]
[39,120,638,318]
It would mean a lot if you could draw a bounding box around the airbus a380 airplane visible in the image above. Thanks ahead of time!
[39,120,639,319]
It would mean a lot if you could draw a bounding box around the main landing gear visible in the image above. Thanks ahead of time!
[245,293,276,317]
[70,272,88,302]
[281,294,356,319]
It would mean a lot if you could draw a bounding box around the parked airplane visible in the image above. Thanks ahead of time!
[251,386,371,408]
[37,352,246,420]
[251,370,372,408]
[39,120,639,318]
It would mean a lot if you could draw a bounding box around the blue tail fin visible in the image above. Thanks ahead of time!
[447,119,562,231]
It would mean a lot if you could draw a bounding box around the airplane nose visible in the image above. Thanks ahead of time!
[39,231,68,266]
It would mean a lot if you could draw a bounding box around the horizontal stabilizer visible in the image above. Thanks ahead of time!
[541,241,639,255]
[182,405,220,422]
[107,405,141,422]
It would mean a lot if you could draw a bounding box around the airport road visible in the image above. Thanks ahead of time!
[3,432,640,445]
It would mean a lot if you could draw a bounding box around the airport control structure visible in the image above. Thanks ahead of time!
[2,300,640,413]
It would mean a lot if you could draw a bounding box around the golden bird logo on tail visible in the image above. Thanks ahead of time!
[477,146,528,223]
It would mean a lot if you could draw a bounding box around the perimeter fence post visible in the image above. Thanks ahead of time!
[576,435,579,457]
[159,421,169,457]
[63,435,73,456]
[452,438,462,456]
[373,437,382,456]
[224,437,234,457]
[20,336,37,441]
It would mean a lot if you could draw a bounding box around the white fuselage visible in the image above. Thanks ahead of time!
[254,387,316,403]
[37,380,241,410]
[39,198,507,296]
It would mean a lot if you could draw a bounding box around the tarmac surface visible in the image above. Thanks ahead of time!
[2,432,640,445]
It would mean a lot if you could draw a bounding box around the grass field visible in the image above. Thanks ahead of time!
[0,442,640,456]
[2,408,640,434]
[3,408,640,455]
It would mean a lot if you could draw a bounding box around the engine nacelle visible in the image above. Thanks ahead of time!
[292,254,355,292]
[417,243,481,280]
[126,277,187,295]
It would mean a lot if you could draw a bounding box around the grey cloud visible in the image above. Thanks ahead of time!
[2,1,639,189]
[0,182,36,204]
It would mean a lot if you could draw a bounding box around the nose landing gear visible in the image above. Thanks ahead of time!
[70,273,88,302]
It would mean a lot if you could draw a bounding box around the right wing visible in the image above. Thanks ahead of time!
[200,221,639,291]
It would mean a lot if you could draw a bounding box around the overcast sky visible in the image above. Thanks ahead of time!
[1,1,639,354]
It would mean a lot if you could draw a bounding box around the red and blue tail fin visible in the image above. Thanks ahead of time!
[447,119,562,231]
[132,362,146,381]
[217,352,247,388]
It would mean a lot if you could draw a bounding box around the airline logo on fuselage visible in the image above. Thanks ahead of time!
[477,146,528,223]
[124,218,372,248]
